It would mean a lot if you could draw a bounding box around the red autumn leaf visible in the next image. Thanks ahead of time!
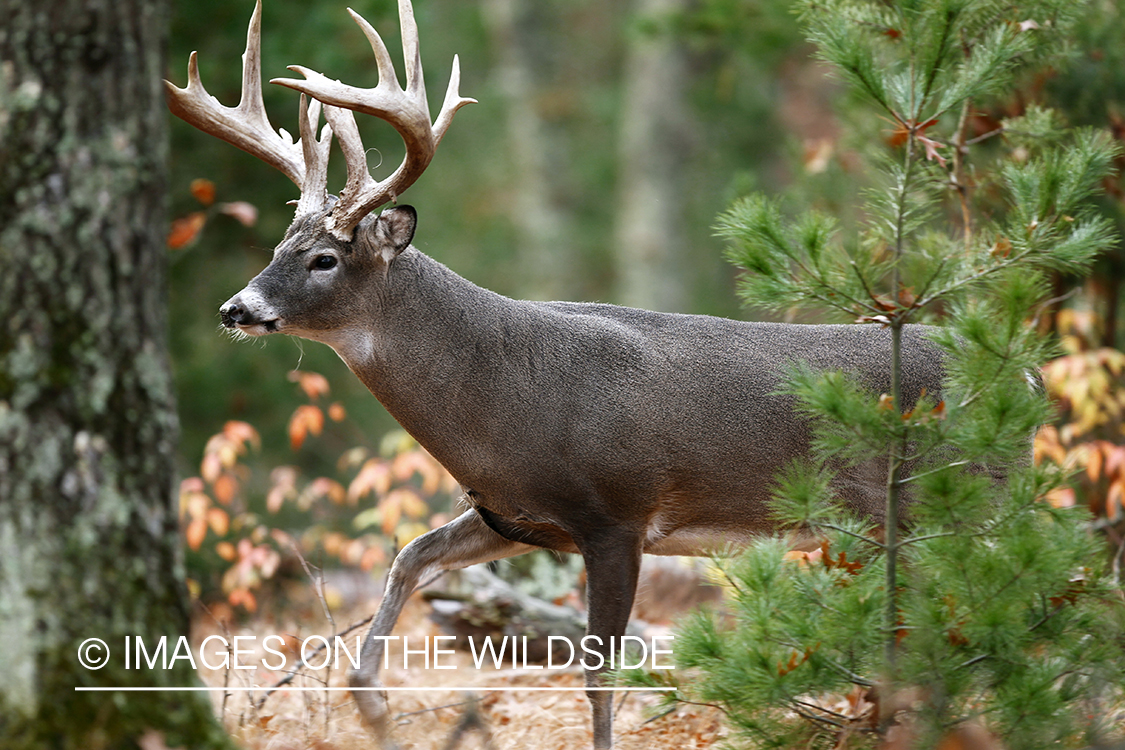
[167,212,206,249]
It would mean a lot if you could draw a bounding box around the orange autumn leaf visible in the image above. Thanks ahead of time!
[348,458,393,503]
[223,420,260,451]
[212,473,238,505]
[168,212,206,249]
[288,370,330,400]
[288,404,324,450]
[360,546,385,571]
[207,506,230,536]
[200,451,223,484]
[304,477,347,506]
[328,402,347,422]
[186,518,208,551]
[190,178,216,206]
[227,587,257,612]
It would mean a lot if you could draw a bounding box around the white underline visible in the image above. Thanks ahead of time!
[74,686,674,692]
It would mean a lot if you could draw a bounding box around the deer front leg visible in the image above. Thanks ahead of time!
[577,529,644,750]
[350,509,535,746]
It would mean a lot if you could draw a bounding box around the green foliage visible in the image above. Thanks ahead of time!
[629,0,1125,746]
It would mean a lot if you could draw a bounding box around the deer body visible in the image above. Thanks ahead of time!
[222,206,943,747]
[168,4,944,747]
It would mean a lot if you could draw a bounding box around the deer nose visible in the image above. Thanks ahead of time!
[220,300,252,328]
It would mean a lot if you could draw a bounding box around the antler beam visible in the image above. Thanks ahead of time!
[271,0,476,240]
[165,0,332,212]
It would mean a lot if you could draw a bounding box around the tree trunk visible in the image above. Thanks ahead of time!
[0,1,229,747]
[613,0,692,311]
[482,0,576,301]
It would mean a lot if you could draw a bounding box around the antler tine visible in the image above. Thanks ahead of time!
[396,0,424,95]
[434,54,475,146]
[294,95,334,217]
[321,104,378,213]
[165,0,305,188]
[271,0,476,241]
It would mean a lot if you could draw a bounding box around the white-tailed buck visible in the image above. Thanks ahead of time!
[167,2,943,747]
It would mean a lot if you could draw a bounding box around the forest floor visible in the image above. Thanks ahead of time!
[193,565,727,750]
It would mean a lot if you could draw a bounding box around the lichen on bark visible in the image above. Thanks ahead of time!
[0,1,231,747]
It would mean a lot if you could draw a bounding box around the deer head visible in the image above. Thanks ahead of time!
[165,0,474,341]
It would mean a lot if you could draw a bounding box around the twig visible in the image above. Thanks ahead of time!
[292,545,337,732]
[254,614,374,709]
[395,695,486,721]
[197,600,236,720]
[640,706,678,726]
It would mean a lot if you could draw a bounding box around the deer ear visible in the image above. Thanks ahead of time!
[371,206,417,264]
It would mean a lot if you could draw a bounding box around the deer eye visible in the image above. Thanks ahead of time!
[313,255,337,270]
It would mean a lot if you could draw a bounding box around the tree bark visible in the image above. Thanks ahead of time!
[0,1,229,747]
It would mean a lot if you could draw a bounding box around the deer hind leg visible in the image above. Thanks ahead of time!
[576,528,644,750]
[349,509,535,745]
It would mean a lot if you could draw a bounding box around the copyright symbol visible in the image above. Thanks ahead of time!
[78,638,110,670]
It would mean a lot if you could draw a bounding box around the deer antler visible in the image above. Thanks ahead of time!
[271,0,476,240]
[165,0,332,217]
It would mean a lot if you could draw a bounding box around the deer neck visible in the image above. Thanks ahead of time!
[323,248,519,479]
